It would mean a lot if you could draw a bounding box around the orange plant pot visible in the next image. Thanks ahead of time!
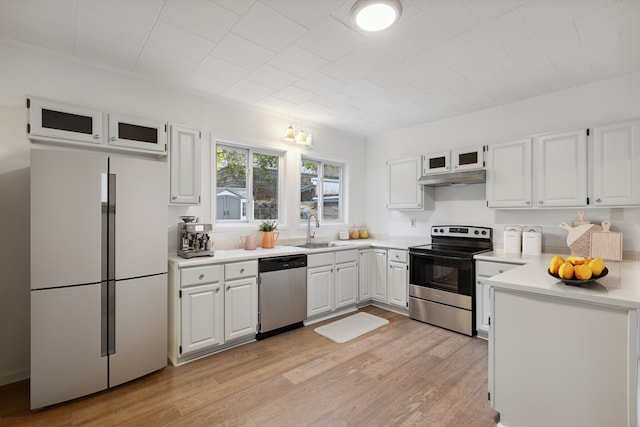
[261,231,279,248]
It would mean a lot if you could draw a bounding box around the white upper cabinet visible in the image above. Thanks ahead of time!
[170,125,201,205]
[108,113,167,154]
[387,156,433,210]
[535,129,588,207]
[422,151,450,175]
[592,119,640,206]
[486,139,533,208]
[451,146,485,171]
[27,97,103,145]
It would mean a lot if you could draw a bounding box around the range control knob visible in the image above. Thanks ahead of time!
[481,230,487,235]
[439,228,444,233]
[474,230,479,235]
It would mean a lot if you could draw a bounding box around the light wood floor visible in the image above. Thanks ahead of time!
[0,306,498,426]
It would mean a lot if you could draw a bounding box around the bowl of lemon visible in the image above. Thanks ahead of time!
[548,255,608,286]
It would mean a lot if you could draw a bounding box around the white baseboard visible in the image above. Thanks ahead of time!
[0,366,29,386]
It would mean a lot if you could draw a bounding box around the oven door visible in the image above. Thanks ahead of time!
[409,252,474,296]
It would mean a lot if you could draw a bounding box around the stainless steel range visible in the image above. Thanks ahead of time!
[409,225,493,336]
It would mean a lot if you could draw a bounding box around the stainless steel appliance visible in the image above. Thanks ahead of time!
[30,148,168,409]
[177,219,214,258]
[257,255,307,339]
[409,225,492,336]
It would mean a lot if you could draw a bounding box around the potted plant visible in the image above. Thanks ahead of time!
[258,220,279,248]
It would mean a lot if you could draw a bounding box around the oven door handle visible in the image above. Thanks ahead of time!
[409,252,469,262]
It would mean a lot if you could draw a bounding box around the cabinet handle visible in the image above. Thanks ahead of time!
[596,198,602,203]
[199,274,205,280]
[93,134,100,140]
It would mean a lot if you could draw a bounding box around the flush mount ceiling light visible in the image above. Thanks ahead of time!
[351,0,402,32]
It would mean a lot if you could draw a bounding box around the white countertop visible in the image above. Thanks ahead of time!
[169,238,429,267]
[481,252,640,309]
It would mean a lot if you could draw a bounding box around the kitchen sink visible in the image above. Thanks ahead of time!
[294,242,354,249]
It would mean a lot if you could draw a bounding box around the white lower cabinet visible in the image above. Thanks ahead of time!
[475,260,522,337]
[358,249,372,302]
[307,250,358,320]
[387,250,408,309]
[372,249,388,302]
[181,282,223,354]
[168,260,257,365]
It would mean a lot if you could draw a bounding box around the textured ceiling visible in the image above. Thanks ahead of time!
[1,0,638,136]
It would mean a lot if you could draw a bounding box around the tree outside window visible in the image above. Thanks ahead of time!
[300,158,343,222]
[216,144,280,222]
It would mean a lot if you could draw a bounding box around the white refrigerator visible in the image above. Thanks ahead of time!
[30,148,168,409]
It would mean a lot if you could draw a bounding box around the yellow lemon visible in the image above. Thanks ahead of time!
[566,255,587,266]
[549,255,565,275]
[558,262,575,280]
[588,258,606,276]
[575,264,593,280]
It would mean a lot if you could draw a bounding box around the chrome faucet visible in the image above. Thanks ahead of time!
[307,213,319,244]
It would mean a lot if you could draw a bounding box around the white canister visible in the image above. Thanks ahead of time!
[522,226,542,256]
[503,225,522,254]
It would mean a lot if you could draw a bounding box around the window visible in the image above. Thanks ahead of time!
[215,143,281,222]
[300,158,343,222]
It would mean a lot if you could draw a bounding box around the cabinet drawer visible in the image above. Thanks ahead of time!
[476,261,522,277]
[335,249,358,264]
[307,252,334,268]
[181,265,223,287]
[388,249,407,263]
[225,260,258,280]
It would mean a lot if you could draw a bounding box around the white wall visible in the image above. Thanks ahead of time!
[0,41,366,385]
[365,72,640,255]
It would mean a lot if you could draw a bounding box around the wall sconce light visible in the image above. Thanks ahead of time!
[284,123,296,141]
[284,123,314,147]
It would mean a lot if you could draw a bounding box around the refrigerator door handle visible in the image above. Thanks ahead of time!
[107,280,116,356]
[101,282,108,357]
[108,171,116,356]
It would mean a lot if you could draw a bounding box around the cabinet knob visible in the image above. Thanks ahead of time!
[240,268,245,273]
[110,136,117,141]
[596,198,602,203]
[93,134,100,140]
[498,269,504,273]
[215,288,220,293]
[172,196,177,200]
[538,200,544,205]
[199,274,205,280]
[226,286,230,291]
[526,200,531,205]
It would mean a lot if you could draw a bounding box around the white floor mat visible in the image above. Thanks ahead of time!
[314,312,389,343]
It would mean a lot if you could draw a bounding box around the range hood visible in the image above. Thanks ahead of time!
[418,169,486,186]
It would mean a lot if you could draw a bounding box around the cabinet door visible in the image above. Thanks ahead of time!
[358,249,372,301]
[386,156,423,209]
[423,151,450,174]
[307,265,334,317]
[170,125,201,205]
[536,130,587,207]
[593,119,640,206]
[475,278,491,335]
[27,97,103,145]
[181,283,223,354]
[108,113,167,154]
[372,250,388,302]
[225,277,257,341]
[487,139,532,208]
[387,261,407,308]
[335,261,357,309]
[452,146,485,171]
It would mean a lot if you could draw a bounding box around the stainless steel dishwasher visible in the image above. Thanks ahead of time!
[257,254,307,339]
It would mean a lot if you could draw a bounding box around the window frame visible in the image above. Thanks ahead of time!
[213,140,284,226]
[300,156,345,224]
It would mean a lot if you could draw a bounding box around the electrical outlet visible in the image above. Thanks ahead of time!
[410,218,416,227]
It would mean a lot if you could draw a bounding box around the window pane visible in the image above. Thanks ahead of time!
[300,159,319,219]
[216,146,247,220]
[253,152,278,220]
[322,163,342,221]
